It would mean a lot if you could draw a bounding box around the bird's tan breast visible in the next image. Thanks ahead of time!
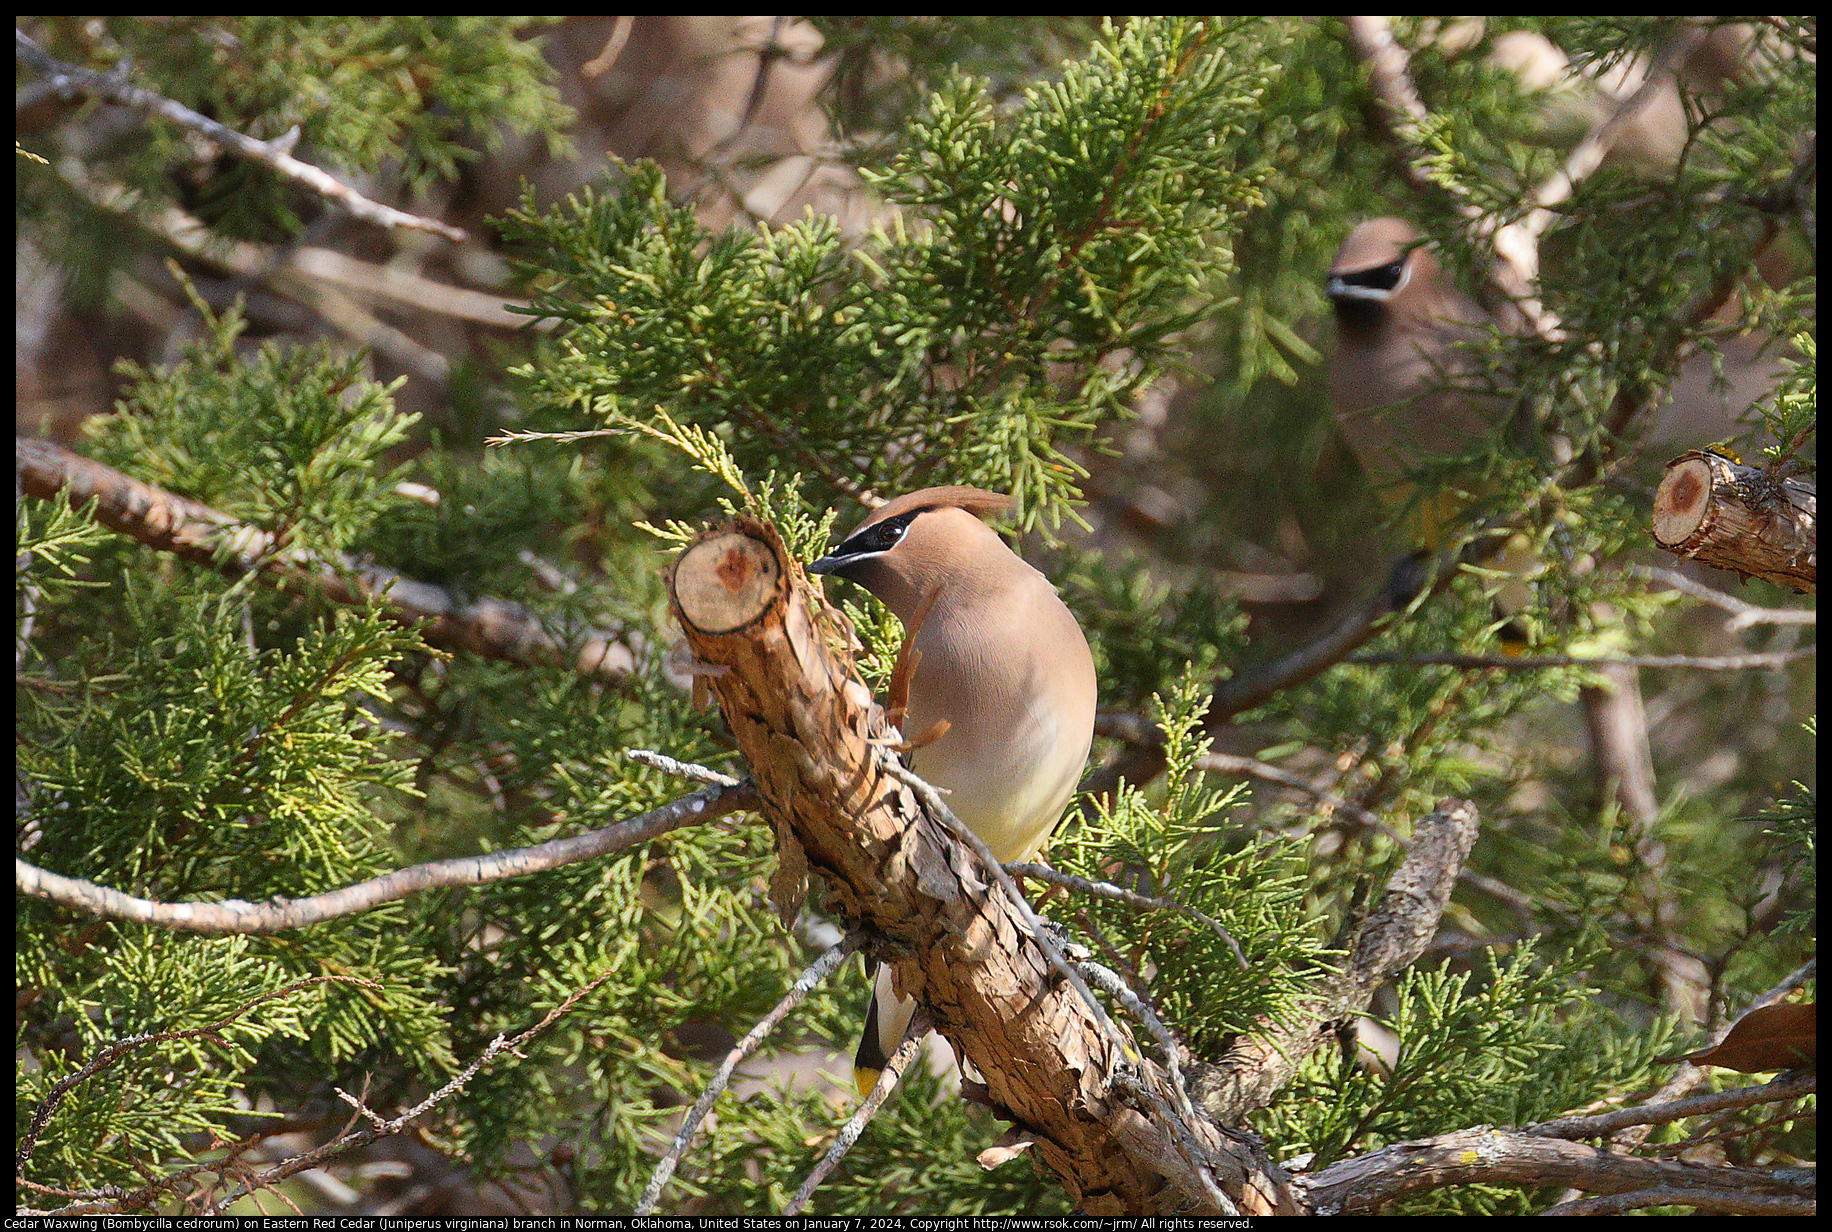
[1331,316,1498,486]
[902,574,1096,864]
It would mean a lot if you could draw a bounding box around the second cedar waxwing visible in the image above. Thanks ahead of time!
[1326,217,1498,491]
[1326,217,1536,645]
[806,486,1097,1097]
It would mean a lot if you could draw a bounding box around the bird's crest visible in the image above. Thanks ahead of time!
[852,485,1015,532]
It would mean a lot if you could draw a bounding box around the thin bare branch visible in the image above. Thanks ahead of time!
[1487,21,1707,344]
[202,971,616,1215]
[1347,648,1814,671]
[711,15,788,158]
[285,245,534,328]
[1632,564,1818,631]
[624,748,743,787]
[637,934,864,1216]
[580,15,636,78]
[1195,752,1392,835]
[1522,23,1706,230]
[1541,1186,1815,1217]
[1529,1070,1815,1141]
[1339,15,1437,199]
[16,30,466,241]
[1340,14,1578,339]
[1093,713,1390,836]
[16,780,756,933]
[1741,958,1819,1011]
[45,157,533,369]
[1083,547,1459,804]
[783,1013,929,1216]
[1617,959,1819,1147]
[1008,862,1248,970]
[1110,1066,1237,1216]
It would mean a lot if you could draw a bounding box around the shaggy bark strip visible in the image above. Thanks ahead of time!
[1191,801,1481,1128]
[668,515,1296,1215]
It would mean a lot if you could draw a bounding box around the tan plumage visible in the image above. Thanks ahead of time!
[806,486,1097,1096]
[1327,219,1537,645]
[1326,217,1499,493]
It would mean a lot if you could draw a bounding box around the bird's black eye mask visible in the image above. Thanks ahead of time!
[1339,253,1411,295]
[838,509,922,558]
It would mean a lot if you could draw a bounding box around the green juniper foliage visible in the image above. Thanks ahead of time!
[16,15,1814,1217]
[85,292,420,559]
[506,17,1274,531]
[1058,670,1330,1055]
[20,17,570,250]
[1265,943,1691,1216]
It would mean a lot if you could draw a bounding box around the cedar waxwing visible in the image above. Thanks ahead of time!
[1327,217,1498,491]
[1326,217,1536,645]
[806,486,1098,1097]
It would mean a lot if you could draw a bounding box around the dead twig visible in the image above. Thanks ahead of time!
[637,933,864,1215]
[16,779,756,933]
[16,30,465,241]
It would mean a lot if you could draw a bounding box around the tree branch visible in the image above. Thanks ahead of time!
[200,970,615,1215]
[1616,959,1818,1148]
[784,1013,931,1217]
[16,780,755,933]
[1084,540,1495,804]
[1339,15,1436,197]
[668,514,1299,1215]
[1652,450,1816,593]
[1338,15,1566,338]
[1527,1071,1815,1141]
[46,153,535,353]
[17,436,637,680]
[1008,862,1248,971]
[1631,564,1817,631]
[1299,1125,1814,1215]
[637,933,863,1216]
[1347,648,1815,671]
[1541,1186,1815,1217]
[15,30,466,241]
[1191,800,1479,1126]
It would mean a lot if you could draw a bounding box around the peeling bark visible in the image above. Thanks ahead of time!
[668,516,1297,1214]
[1192,801,1480,1127]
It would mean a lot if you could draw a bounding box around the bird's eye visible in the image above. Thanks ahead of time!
[860,512,917,554]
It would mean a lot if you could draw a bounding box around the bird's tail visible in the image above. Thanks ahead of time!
[853,962,918,1099]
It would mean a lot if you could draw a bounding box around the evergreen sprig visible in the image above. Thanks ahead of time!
[505,19,1273,532]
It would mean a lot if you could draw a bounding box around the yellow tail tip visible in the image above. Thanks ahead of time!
[853,1066,881,1100]
[1496,619,1532,656]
